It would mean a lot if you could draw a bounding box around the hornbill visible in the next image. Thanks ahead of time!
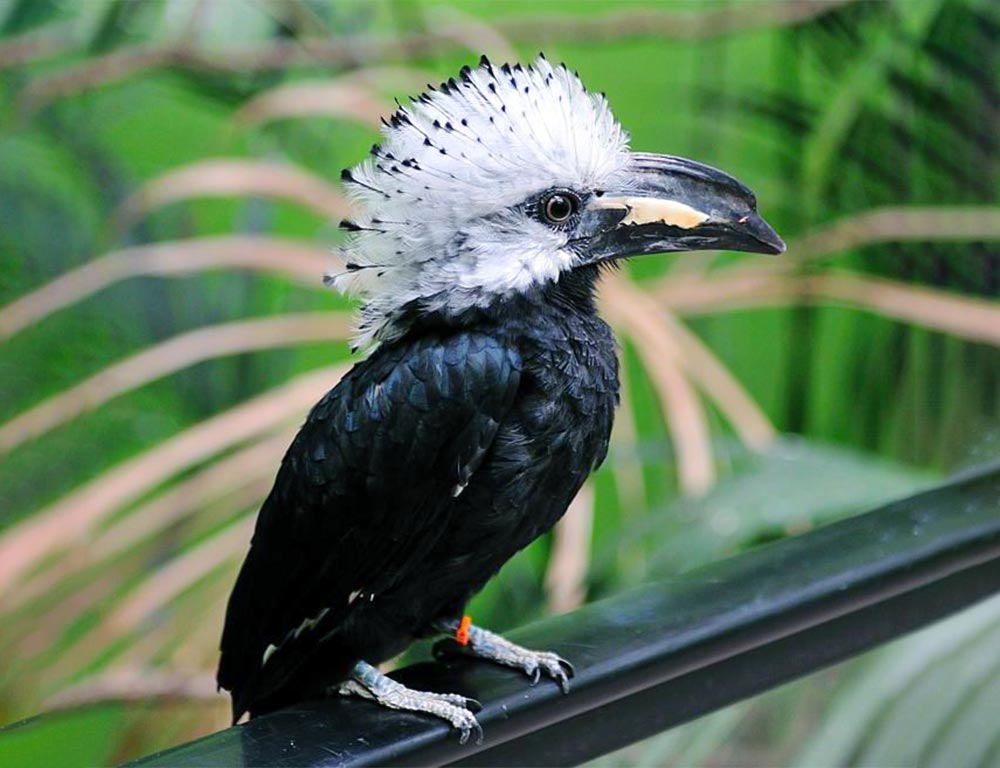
[217,55,784,742]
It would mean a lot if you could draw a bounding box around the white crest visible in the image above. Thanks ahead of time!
[327,55,630,348]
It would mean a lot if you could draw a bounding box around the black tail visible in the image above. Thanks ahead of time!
[217,539,354,722]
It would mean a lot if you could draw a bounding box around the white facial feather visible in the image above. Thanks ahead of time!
[327,55,630,348]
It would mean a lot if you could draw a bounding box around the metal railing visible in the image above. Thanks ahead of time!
[128,461,1000,767]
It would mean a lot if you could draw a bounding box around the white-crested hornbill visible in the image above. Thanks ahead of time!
[217,54,784,742]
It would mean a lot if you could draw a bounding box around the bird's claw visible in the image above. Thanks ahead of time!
[436,625,575,693]
[338,661,482,744]
[460,718,485,746]
[520,649,574,693]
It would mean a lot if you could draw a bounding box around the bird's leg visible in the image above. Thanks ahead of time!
[433,618,575,693]
[336,660,483,744]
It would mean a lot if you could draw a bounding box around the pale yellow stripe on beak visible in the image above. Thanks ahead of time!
[596,196,710,229]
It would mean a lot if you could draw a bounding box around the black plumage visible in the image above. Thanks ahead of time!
[217,56,784,730]
[218,266,618,721]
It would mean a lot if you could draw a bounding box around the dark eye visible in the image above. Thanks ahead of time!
[542,192,578,224]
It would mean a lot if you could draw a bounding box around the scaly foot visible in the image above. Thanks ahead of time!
[434,620,575,693]
[337,660,483,744]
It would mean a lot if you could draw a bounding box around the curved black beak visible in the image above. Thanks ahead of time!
[691,210,787,255]
[576,152,785,263]
[737,210,787,255]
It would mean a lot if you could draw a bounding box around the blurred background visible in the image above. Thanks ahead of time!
[2,0,1000,765]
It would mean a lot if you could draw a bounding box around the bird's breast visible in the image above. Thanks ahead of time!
[503,310,620,499]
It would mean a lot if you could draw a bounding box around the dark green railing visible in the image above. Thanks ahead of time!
[124,461,1000,767]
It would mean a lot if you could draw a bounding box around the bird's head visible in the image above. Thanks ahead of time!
[330,55,783,348]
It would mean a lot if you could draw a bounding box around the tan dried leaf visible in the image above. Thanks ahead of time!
[116,160,353,229]
[0,236,334,342]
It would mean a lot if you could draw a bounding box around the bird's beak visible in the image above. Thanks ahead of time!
[576,152,785,263]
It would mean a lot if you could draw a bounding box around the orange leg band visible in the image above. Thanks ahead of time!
[456,615,472,646]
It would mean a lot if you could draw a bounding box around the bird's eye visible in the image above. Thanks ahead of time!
[542,192,578,224]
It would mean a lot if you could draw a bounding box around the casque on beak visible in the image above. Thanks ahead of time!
[575,152,785,263]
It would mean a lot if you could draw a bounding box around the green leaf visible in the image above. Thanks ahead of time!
[0,706,124,768]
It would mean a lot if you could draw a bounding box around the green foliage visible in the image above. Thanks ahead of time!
[0,706,123,768]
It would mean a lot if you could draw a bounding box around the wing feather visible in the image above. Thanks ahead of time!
[217,331,520,719]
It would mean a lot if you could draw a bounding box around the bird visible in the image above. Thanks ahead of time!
[217,54,784,743]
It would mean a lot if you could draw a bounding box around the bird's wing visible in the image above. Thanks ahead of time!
[217,331,521,719]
